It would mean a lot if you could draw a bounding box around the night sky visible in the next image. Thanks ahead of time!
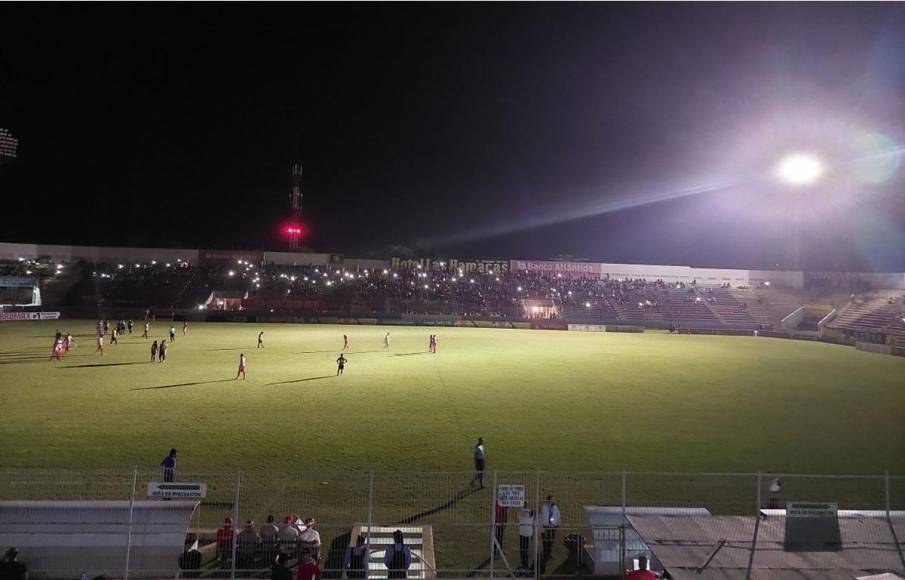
[2,3,904,271]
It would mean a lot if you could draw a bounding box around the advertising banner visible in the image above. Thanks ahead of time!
[240,298,323,310]
[391,257,509,273]
[199,250,265,264]
[0,312,60,321]
[510,259,601,277]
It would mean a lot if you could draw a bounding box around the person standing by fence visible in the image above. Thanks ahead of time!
[518,506,535,570]
[540,495,561,573]
[494,500,508,552]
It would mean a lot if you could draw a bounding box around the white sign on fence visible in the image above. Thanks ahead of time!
[787,502,838,518]
[147,482,207,499]
[497,484,526,507]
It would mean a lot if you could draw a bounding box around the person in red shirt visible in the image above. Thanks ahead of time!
[625,555,659,580]
[494,500,508,551]
[297,551,321,580]
[216,517,236,569]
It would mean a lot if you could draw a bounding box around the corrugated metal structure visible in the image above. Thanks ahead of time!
[0,500,198,578]
[627,513,905,580]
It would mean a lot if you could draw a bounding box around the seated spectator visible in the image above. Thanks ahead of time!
[0,547,27,580]
[296,551,321,580]
[271,552,292,580]
[236,519,262,570]
[178,534,202,578]
[298,517,321,560]
[346,534,369,579]
[216,517,237,568]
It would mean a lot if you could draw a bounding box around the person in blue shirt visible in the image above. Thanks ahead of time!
[472,437,486,489]
[383,530,412,579]
[161,448,177,482]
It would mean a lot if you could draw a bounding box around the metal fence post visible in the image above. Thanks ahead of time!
[745,471,762,580]
[367,470,374,551]
[230,469,241,580]
[123,465,139,580]
[534,470,540,580]
[621,471,627,580]
[489,470,498,577]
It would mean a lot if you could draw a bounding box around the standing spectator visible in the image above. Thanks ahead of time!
[279,515,300,557]
[216,517,237,569]
[296,551,321,580]
[0,547,27,580]
[260,514,280,565]
[625,555,657,579]
[517,507,535,570]
[271,553,292,580]
[298,518,321,560]
[494,500,508,552]
[768,475,783,509]
[472,437,486,489]
[346,535,369,579]
[383,530,412,579]
[540,495,561,573]
[237,520,261,571]
[160,448,177,482]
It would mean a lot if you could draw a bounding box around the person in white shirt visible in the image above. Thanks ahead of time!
[518,507,536,570]
[298,517,322,560]
[539,495,561,573]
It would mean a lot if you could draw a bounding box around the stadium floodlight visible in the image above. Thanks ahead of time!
[585,302,591,308]
[776,153,824,186]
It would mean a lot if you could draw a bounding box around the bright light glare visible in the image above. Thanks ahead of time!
[777,154,823,185]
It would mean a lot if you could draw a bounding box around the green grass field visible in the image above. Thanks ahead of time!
[2,319,903,474]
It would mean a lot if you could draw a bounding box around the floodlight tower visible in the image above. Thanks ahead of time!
[288,163,303,249]
[775,153,824,269]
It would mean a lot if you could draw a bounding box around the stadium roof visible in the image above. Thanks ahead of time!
[626,513,905,580]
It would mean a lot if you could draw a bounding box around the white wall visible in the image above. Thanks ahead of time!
[749,270,805,289]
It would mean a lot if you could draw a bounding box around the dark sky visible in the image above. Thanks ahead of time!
[2,3,904,271]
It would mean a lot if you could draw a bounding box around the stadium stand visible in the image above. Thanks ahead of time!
[825,291,905,340]
[4,253,905,348]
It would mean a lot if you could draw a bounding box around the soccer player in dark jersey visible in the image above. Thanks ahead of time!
[336,354,347,376]
[257,331,264,348]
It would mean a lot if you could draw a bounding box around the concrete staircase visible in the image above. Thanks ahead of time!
[350,524,436,579]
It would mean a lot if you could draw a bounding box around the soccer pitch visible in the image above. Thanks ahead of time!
[2,320,904,475]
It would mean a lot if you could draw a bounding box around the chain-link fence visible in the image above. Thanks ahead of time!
[1,468,903,579]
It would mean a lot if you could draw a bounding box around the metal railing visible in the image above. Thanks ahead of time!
[1,467,903,579]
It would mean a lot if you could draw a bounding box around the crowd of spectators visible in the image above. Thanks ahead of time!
[3,257,765,325]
